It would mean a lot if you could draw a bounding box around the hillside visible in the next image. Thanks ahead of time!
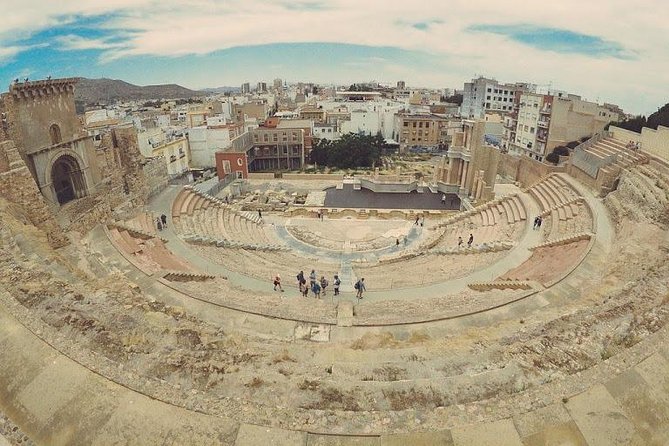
[75,78,205,104]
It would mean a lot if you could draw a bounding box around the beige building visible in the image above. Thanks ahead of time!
[233,102,269,123]
[503,92,622,161]
[394,113,448,152]
[299,106,326,122]
[151,137,190,178]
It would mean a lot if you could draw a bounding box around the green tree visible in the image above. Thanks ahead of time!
[545,152,560,164]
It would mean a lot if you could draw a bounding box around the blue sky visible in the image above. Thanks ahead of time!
[0,0,666,115]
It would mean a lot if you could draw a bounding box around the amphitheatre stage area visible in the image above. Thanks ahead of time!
[1,116,669,444]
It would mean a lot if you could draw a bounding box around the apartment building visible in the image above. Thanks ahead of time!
[502,92,623,161]
[232,101,269,123]
[394,113,449,152]
[461,77,532,119]
[248,118,313,171]
[241,82,250,94]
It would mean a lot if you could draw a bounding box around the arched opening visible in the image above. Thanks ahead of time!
[51,155,87,205]
[49,124,62,145]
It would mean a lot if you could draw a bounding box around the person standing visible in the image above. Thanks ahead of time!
[354,278,366,300]
[160,214,167,228]
[414,216,420,225]
[258,210,263,220]
[458,236,463,247]
[273,274,283,292]
[533,216,539,230]
[309,269,317,287]
[333,275,341,296]
[296,270,305,289]
[537,216,543,229]
[467,233,474,247]
[441,194,446,205]
[300,279,309,297]
[320,276,328,296]
[156,218,163,231]
[312,281,321,299]
[396,238,400,247]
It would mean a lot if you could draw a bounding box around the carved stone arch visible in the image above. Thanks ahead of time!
[47,151,88,205]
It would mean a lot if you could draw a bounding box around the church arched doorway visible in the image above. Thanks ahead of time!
[51,155,87,205]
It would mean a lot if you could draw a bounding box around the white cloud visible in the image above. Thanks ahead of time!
[55,35,127,51]
[0,0,667,113]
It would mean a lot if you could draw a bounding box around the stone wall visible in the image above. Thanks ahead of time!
[143,156,169,200]
[498,153,565,187]
[0,140,68,247]
[609,125,669,163]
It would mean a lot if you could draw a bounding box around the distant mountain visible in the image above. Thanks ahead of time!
[75,78,206,104]
[200,86,240,94]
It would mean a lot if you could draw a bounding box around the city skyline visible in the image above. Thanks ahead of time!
[1,0,667,115]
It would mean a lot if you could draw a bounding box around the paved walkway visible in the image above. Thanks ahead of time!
[147,185,546,302]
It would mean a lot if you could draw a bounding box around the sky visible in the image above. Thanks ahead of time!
[0,0,666,115]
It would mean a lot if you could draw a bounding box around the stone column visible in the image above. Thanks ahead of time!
[470,170,480,199]
[477,178,485,200]
[460,161,469,190]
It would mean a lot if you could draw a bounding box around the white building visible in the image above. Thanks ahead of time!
[188,126,235,168]
[313,123,340,141]
[461,77,531,119]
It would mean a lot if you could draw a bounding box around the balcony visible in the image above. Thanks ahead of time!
[540,107,552,115]
[537,120,549,128]
[536,132,547,143]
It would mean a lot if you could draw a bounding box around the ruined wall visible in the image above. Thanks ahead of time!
[0,140,68,247]
[497,153,565,187]
[143,156,168,200]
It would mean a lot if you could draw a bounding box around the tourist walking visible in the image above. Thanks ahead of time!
[300,278,309,297]
[467,233,474,247]
[312,281,321,299]
[396,238,400,247]
[160,214,167,228]
[458,236,463,247]
[320,276,329,296]
[333,275,341,296]
[354,278,366,299]
[258,210,262,220]
[273,274,284,292]
[533,216,540,230]
[420,216,425,227]
[309,269,317,287]
[441,194,446,205]
[415,216,420,225]
[156,218,163,231]
[537,216,543,229]
[296,270,305,289]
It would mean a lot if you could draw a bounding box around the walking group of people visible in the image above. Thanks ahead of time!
[294,270,338,298]
[156,214,168,231]
[457,233,475,248]
[532,215,544,230]
[274,270,366,300]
